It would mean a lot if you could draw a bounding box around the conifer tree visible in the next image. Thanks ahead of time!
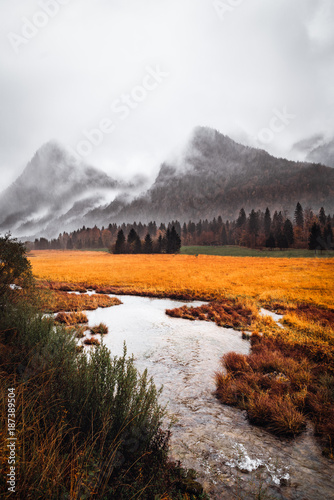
[134,235,142,254]
[157,235,163,253]
[196,221,202,236]
[265,233,276,249]
[323,222,333,249]
[248,209,259,246]
[143,234,153,254]
[167,226,181,253]
[166,229,171,253]
[283,219,294,246]
[148,221,157,236]
[115,230,126,254]
[276,230,288,250]
[237,208,246,227]
[319,207,326,226]
[272,211,283,240]
[264,207,271,237]
[127,228,138,244]
[221,225,228,245]
[294,202,304,228]
[308,222,321,251]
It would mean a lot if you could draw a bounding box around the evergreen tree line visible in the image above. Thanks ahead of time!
[32,203,333,252]
[113,226,181,254]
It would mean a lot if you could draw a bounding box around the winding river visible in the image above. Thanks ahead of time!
[80,295,334,500]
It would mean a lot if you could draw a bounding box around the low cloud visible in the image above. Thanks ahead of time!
[0,0,333,190]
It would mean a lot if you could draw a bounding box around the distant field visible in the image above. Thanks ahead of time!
[181,245,334,258]
[29,250,334,309]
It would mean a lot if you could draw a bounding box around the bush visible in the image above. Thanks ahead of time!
[0,240,207,498]
[0,295,203,498]
[0,234,32,305]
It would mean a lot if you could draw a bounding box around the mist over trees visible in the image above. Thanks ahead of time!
[32,203,333,252]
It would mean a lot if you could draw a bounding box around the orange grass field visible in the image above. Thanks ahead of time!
[29,250,334,309]
[28,250,334,454]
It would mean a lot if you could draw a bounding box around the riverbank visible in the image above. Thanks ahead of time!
[77,294,334,499]
[0,294,208,499]
[26,250,334,497]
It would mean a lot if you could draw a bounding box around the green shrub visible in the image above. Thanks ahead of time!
[0,236,208,498]
[0,288,205,498]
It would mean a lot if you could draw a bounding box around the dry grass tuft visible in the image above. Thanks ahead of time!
[216,337,332,444]
[55,312,88,325]
[37,284,122,313]
[269,398,306,436]
[222,352,250,373]
[51,282,87,293]
[166,299,257,329]
[90,323,109,335]
[83,337,100,346]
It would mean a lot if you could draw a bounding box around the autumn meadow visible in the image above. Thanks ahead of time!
[28,250,334,459]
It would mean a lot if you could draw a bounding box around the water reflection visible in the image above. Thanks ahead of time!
[83,295,334,500]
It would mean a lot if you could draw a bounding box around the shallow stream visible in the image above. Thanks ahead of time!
[81,295,334,499]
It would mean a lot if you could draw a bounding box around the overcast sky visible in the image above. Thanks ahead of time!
[1,0,334,190]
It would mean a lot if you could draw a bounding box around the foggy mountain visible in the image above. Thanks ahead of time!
[94,126,334,223]
[0,141,128,239]
[2,128,334,240]
[306,138,334,168]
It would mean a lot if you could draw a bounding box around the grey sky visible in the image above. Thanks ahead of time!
[1,0,334,190]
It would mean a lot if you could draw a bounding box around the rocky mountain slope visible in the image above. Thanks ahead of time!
[0,141,123,238]
[306,138,334,168]
[93,127,334,223]
[2,129,334,239]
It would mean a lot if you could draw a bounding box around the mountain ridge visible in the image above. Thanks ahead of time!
[97,126,334,223]
[0,141,122,238]
[1,128,334,239]
[306,138,334,168]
